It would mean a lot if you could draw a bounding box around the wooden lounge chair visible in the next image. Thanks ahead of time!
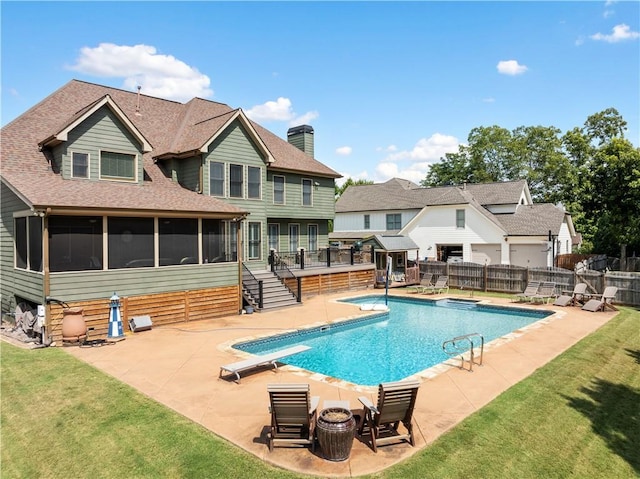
[423,276,449,294]
[267,383,319,452]
[582,286,618,312]
[531,282,557,304]
[513,281,540,302]
[358,380,420,452]
[407,273,433,293]
[219,345,311,382]
[553,283,588,307]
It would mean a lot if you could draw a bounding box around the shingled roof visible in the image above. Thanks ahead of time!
[496,203,568,236]
[1,79,339,215]
[335,178,527,213]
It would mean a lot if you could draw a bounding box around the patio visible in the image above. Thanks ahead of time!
[65,289,616,477]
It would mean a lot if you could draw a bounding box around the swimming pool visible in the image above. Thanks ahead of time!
[234,295,553,386]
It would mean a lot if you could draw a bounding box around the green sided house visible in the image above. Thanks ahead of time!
[0,80,340,344]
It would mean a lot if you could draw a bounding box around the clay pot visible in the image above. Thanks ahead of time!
[62,307,86,342]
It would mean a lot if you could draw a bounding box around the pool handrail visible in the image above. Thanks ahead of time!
[442,332,484,372]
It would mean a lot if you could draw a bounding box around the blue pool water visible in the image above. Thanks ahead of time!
[234,295,552,386]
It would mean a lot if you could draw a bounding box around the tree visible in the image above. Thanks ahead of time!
[583,107,627,145]
[335,178,373,198]
[585,138,640,260]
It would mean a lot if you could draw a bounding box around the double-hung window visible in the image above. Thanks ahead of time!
[386,213,402,230]
[72,152,89,178]
[100,151,135,181]
[210,162,225,196]
[273,175,285,204]
[364,214,370,230]
[247,166,261,199]
[229,164,243,198]
[302,179,312,206]
[456,209,465,229]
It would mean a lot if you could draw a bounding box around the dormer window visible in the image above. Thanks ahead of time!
[72,152,89,178]
[100,151,136,181]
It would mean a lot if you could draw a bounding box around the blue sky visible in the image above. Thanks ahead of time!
[2,1,638,185]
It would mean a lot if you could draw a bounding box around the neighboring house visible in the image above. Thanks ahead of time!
[332,178,576,268]
[1,80,339,341]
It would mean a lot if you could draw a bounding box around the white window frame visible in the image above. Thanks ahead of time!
[364,214,370,230]
[247,166,262,200]
[268,223,280,252]
[229,164,244,198]
[99,149,137,182]
[273,175,285,205]
[456,209,465,229]
[248,221,262,260]
[302,178,313,206]
[308,224,318,251]
[289,223,299,252]
[209,161,225,197]
[71,151,90,179]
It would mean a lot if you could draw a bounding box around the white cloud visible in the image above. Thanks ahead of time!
[482,97,495,103]
[590,24,640,43]
[336,146,352,156]
[69,43,213,102]
[246,97,295,122]
[375,161,432,184]
[603,9,614,18]
[497,60,528,75]
[385,133,460,163]
[245,97,318,126]
[289,110,319,127]
[370,133,460,183]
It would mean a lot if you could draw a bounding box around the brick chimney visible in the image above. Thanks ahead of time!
[287,125,314,157]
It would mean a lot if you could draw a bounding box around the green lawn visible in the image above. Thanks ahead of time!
[2,307,639,479]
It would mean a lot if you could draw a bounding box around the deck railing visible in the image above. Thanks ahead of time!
[269,246,372,272]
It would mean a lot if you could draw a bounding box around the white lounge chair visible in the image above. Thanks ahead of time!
[531,282,557,304]
[423,276,449,295]
[582,286,618,312]
[219,345,311,382]
[513,281,540,302]
[407,274,433,293]
[554,283,588,307]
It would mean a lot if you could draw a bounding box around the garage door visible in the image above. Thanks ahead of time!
[509,244,548,268]
[471,244,501,265]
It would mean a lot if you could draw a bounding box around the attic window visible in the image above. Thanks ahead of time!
[72,152,89,178]
[100,151,136,181]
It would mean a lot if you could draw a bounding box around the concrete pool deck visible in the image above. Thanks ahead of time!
[65,290,617,478]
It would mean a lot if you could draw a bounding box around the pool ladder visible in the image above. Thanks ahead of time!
[442,333,484,372]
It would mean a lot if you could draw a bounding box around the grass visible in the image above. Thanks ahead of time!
[2,307,639,479]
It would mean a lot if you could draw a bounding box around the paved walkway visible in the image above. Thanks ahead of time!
[65,290,616,477]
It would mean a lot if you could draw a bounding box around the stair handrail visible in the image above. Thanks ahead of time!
[273,261,301,302]
[442,333,484,372]
[242,264,263,308]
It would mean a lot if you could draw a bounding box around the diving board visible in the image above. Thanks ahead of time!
[219,345,311,382]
